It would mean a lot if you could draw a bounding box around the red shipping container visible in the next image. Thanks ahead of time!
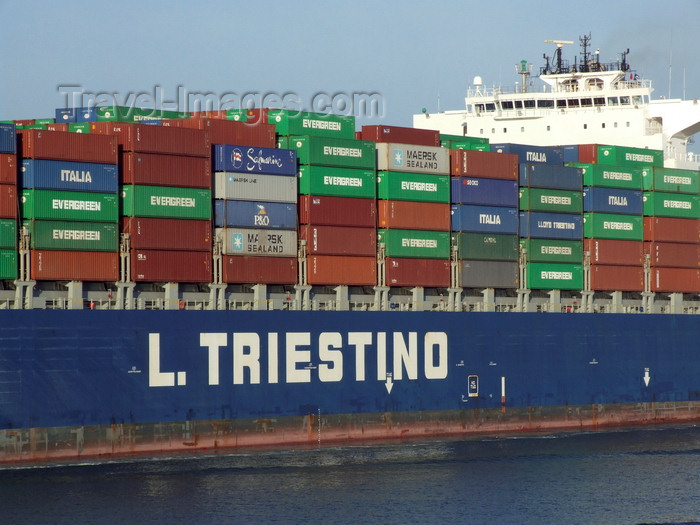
[385,257,450,288]
[584,239,644,266]
[222,255,297,284]
[131,249,212,282]
[307,255,376,286]
[18,129,118,164]
[355,131,362,140]
[120,152,212,188]
[0,184,17,219]
[577,144,602,164]
[14,119,35,126]
[298,195,376,227]
[190,110,227,119]
[651,267,700,293]
[164,118,276,148]
[0,154,17,185]
[300,225,376,256]
[31,250,119,281]
[378,200,450,231]
[644,241,700,268]
[644,217,700,244]
[590,265,644,292]
[361,125,440,147]
[46,123,69,132]
[90,122,209,157]
[450,149,518,179]
[122,217,211,251]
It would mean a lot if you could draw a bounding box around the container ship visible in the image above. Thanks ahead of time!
[1,36,699,466]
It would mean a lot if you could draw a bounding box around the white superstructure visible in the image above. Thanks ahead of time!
[414,36,700,169]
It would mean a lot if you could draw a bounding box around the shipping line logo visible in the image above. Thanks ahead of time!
[57,85,385,118]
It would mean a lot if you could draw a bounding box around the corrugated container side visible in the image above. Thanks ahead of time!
[590,265,645,292]
[375,143,449,175]
[577,144,600,164]
[0,219,17,249]
[643,192,700,219]
[0,249,17,279]
[377,171,450,203]
[46,123,70,132]
[214,172,297,203]
[526,262,584,290]
[68,123,91,133]
[583,187,643,215]
[643,217,700,243]
[386,257,450,287]
[490,143,564,165]
[377,228,450,259]
[217,228,297,257]
[0,185,18,219]
[519,211,583,240]
[519,164,583,190]
[131,250,212,283]
[298,166,376,199]
[651,267,700,293]
[307,255,376,286]
[31,250,119,281]
[644,241,700,268]
[215,200,297,230]
[90,122,210,157]
[213,145,297,176]
[289,136,375,169]
[0,154,17,185]
[643,167,700,194]
[298,195,377,227]
[459,260,519,288]
[165,117,276,148]
[221,255,297,284]
[583,239,644,266]
[361,125,440,147]
[451,177,518,207]
[300,225,376,256]
[377,200,450,231]
[121,153,211,189]
[268,110,355,139]
[570,162,644,190]
[454,232,519,261]
[0,123,17,154]
[520,238,583,264]
[55,108,77,123]
[21,159,118,193]
[122,217,211,251]
[121,186,212,220]
[449,149,518,180]
[597,145,664,168]
[18,129,117,164]
[452,205,519,234]
[583,213,644,240]
[25,220,118,251]
[21,190,118,222]
[561,145,579,163]
[519,188,583,214]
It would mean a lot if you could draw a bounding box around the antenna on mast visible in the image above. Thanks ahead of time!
[543,39,574,74]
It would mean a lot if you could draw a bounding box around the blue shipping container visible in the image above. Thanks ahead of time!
[21,159,119,193]
[451,177,518,207]
[138,119,163,126]
[214,145,297,176]
[76,107,97,122]
[583,187,644,215]
[519,211,583,240]
[491,143,563,165]
[561,145,579,163]
[214,200,297,229]
[450,205,519,234]
[519,164,583,190]
[0,123,17,154]
[55,108,77,123]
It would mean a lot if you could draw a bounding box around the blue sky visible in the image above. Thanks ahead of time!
[1,0,699,128]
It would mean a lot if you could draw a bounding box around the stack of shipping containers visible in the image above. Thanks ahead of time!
[91,121,212,283]
[19,129,120,281]
[450,148,520,289]
[0,124,17,280]
[275,110,378,286]
[367,126,451,288]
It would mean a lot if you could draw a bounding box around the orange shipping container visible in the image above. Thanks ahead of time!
[644,242,700,268]
[450,149,518,180]
[31,250,119,281]
[121,152,211,188]
[122,217,211,251]
[651,267,700,293]
[221,255,297,284]
[583,239,644,266]
[307,255,376,286]
[0,184,17,219]
[164,117,276,148]
[91,122,209,157]
[378,200,450,231]
[131,250,212,283]
[300,225,376,256]
[644,217,700,244]
[298,195,376,227]
[590,265,644,292]
[0,154,17,185]
[18,129,118,164]
[385,257,450,288]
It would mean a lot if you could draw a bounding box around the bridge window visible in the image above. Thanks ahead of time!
[594,97,605,106]
[501,101,514,110]
[620,96,630,105]
[580,98,592,107]
[485,103,496,112]
[556,99,567,108]
[607,97,619,106]
[524,100,536,108]
[583,124,588,129]
[537,100,554,108]
[568,99,580,108]
[515,100,523,109]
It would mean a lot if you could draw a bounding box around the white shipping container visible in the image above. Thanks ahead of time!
[376,143,450,175]
[217,227,298,257]
[214,172,297,202]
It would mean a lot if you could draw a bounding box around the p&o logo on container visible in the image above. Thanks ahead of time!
[231,148,243,170]
[393,149,403,167]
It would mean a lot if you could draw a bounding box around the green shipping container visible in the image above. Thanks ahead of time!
[519,188,583,213]
[97,106,190,122]
[225,110,248,121]
[643,192,700,219]
[21,190,118,222]
[597,145,664,168]
[526,263,583,290]
[298,166,376,198]
[642,167,700,194]
[0,219,16,249]
[583,213,644,240]
[16,124,47,130]
[34,118,56,125]
[453,232,518,261]
[0,250,17,279]
[378,228,450,259]
[24,220,118,252]
[68,122,91,134]
[567,162,644,190]
[440,134,489,145]
[520,238,583,263]
[268,110,355,139]
[377,171,450,203]
[288,136,376,169]
[121,185,212,220]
